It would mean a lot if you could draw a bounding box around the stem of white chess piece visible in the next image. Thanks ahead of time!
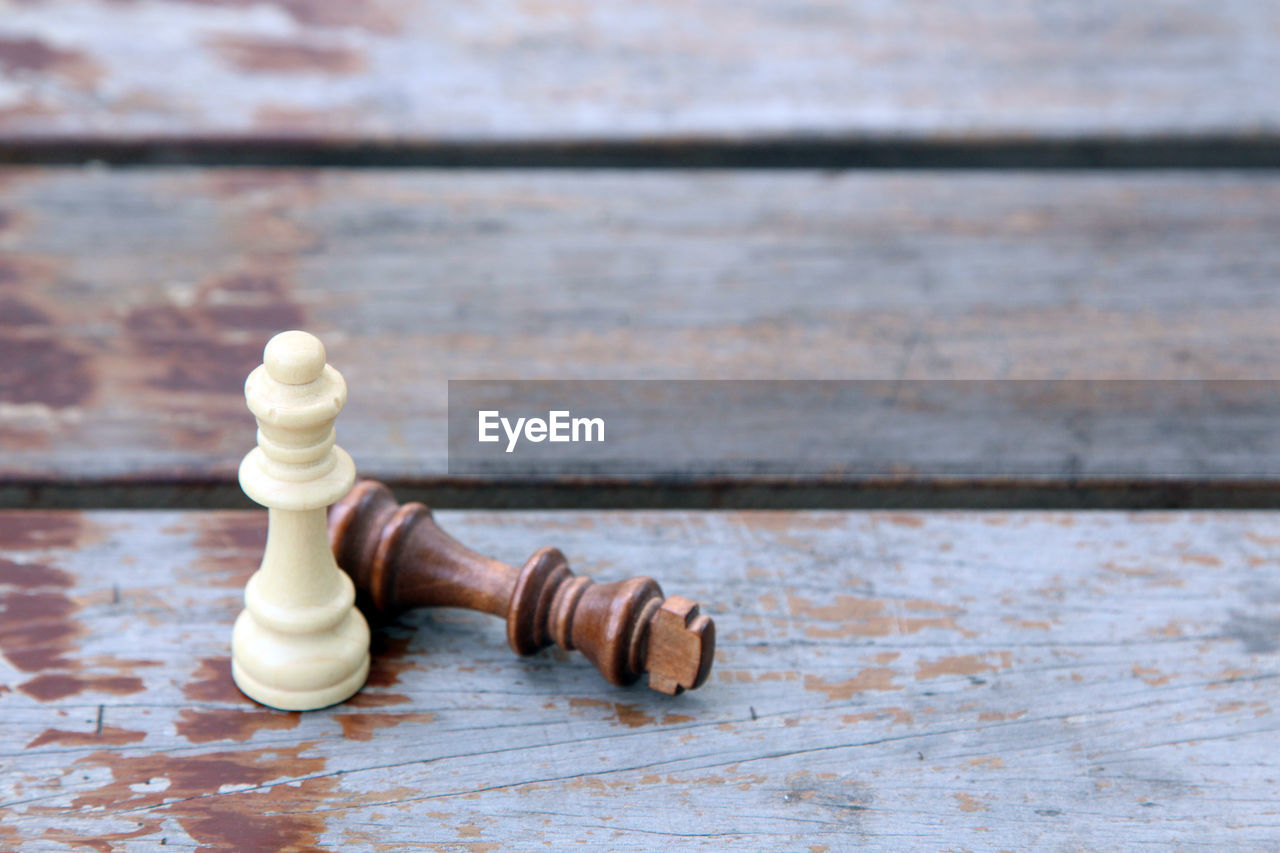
[231,330,370,710]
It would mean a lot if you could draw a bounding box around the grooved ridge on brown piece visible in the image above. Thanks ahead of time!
[328,480,714,694]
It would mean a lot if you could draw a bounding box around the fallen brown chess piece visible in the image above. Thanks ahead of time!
[328,480,715,694]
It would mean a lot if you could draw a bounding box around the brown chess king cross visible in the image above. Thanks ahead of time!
[328,480,715,694]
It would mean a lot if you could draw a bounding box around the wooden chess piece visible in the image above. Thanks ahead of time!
[329,480,715,694]
[232,331,370,710]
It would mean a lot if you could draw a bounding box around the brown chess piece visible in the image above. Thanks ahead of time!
[328,480,715,694]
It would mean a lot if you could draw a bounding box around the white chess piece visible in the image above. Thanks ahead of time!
[231,330,370,710]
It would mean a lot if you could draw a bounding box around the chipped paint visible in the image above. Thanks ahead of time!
[0,36,100,86]
[26,726,146,748]
[175,708,300,743]
[19,673,144,701]
[4,509,1280,847]
[954,792,991,812]
[915,654,1012,681]
[60,743,335,850]
[183,656,244,704]
[1132,665,1172,687]
[842,707,914,725]
[209,36,366,75]
[568,697,655,728]
[804,669,899,700]
[965,757,1005,770]
[125,270,304,395]
[788,594,973,639]
[334,711,436,741]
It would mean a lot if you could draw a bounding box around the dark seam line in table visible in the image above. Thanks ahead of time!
[2,135,1280,169]
[9,479,1280,511]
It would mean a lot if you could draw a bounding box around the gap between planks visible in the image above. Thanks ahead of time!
[2,136,1280,170]
[8,478,1280,511]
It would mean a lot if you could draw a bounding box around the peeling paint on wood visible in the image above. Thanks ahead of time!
[2,509,1278,848]
[0,2,1277,144]
[3,170,1280,507]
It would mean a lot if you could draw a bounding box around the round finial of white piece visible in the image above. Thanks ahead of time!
[264,330,326,385]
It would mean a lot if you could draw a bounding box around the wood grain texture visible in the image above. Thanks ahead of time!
[2,168,1280,506]
[0,1,1277,149]
[1,509,1278,849]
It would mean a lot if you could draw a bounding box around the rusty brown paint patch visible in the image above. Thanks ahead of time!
[789,594,974,639]
[204,171,322,199]
[842,706,914,725]
[568,697,656,727]
[138,335,264,395]
[0,423,50,451]
[0,557,71,588]
[63,743,334,850]
[1132,664,1172,687]
[977,710,1027,722]
[0,295,50,326]
[915,653,1011,681]
[364,630,419,689]
[0,253,58,287]
[176,708,300,743]
[183,656,248,704]
[19,673,145,700]
[180,512,265,588]
[744,513,848,533]
[334,711,436,741]
[716,669,801,684]
[0,37,101,86]
[201,301,311,334]
[804,669,899,700]
[40,824,156,853]
[965,757,1005,769]
[1102,560,1159,579]
[1146,614,1182,635]
[1,527,155,701]
[0,99,56,128]
[346,690,411,708]
[0,589,80,671]
[1179,553,1222,567]
[209,35,366,75]
[954,792,990,812]
[175,0,401,32]
[879,513,925,528]
[125,270,304,396]
[193,513,265,552]
[0,337,95,407]
[26,726,146,749]
[1005,617,1053,631]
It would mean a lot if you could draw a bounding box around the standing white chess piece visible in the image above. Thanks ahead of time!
[232,330,370,710]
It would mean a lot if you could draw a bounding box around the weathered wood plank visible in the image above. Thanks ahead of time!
[2,169,1280,506]
[1,509,1277,849]
[0,1,1277,152]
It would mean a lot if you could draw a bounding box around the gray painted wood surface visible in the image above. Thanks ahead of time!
[1,509,1277,849]
[0,1,1277,147]
[2,168,1280,506]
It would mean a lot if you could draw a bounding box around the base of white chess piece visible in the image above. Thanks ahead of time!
[232,331,370,711]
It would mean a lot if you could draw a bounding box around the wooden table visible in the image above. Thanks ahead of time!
[2,2,1279,849]
[4,510,1279,849]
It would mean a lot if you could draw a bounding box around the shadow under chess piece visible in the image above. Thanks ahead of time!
[329,480,715,695]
